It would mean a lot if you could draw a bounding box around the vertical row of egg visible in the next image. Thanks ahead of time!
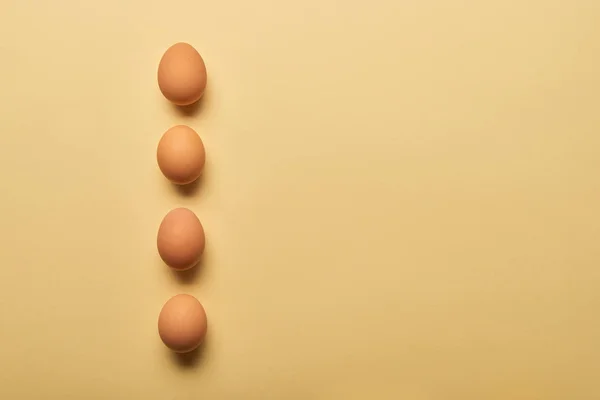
[155,43,209,354]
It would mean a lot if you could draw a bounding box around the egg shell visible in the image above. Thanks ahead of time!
[157,125,205,185]
[158,294,207,353]
[157,208,205,270]
[157,42,207,106]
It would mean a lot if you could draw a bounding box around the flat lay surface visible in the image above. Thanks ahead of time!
[0,1,599,398]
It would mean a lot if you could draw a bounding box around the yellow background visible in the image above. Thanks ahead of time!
[1,1,599,398]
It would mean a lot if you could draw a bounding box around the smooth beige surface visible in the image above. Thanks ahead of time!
[1,1,599,399]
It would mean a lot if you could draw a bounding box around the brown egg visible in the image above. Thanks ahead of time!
[157,125,205,185]
[158,294,207,353]
[157,42,207,106]
[157,208,205,270]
